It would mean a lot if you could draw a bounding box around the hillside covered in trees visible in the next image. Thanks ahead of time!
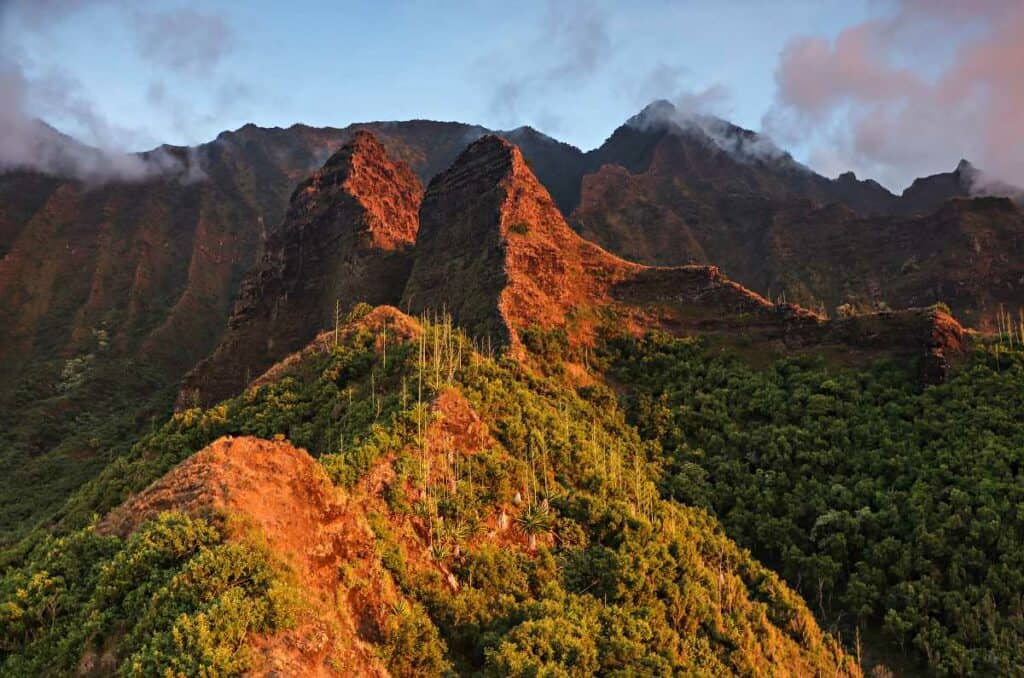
[608,333,1024,675]
[2,303,1023,675]
[2,307,859,675]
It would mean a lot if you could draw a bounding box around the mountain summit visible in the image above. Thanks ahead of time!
[402,134,633,347]
[179,131,422,407]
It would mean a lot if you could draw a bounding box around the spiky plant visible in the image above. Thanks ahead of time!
[516,502,552,550]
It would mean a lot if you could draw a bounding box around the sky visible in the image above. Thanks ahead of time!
[0,0,1021,192]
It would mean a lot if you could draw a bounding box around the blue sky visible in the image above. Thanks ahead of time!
[3,1,1019,190]
[4,1,869,149]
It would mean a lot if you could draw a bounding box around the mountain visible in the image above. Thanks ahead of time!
[0,119,589,538]
[897,159,975,215]
[3,104,1010,543]
[897,158,1024,215]
[582,100,900,215]
[2,112,1023,677]
[403,134,965,375]
[402,134,631,347]
[179,131,422,408]
[758,196,1024,329]
[0,118,582,391]
[3,104,1016,412]
[571,101,1024,327]
[0,305,862,676]
[179,131,967,421]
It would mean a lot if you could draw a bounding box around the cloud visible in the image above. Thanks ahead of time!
[765,0,1024,192]
[130,7,233,75]
[625,63,732,118]
[623,83,790,165]
[0,54,201,183]
[0,0,237,184]
[618,62,792,165]
[147,75,254,144]
[486,0,613,130]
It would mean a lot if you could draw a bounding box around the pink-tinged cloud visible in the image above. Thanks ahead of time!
[766,0,1024,192]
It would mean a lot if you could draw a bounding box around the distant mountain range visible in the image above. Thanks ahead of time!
[1,102,1021,530]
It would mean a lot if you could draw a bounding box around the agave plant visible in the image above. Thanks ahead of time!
[429,541,452,562]
[516,502,552,550]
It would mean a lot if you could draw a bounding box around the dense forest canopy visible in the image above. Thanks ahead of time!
[607,334,1024,675]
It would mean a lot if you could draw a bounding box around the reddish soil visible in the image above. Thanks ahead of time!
[100,436,393,676]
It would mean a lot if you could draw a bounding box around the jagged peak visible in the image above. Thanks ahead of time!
[627,99,678,129]
[464,133,518,159]
[503,125,549,140]
[621,100,793,167]
[291,130,422,228]
[319,129,389,172]
[424,133,538,199]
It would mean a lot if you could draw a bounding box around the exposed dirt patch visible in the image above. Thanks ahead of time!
[100,436,393,677]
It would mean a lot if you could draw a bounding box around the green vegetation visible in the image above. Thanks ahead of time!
[0,512,296,676]
[1,314,855,675]
[10,307,1023,675]
[383,331,853,675]
[607,333,1024,675]
[0,353,173,546]
[48,320,418,534]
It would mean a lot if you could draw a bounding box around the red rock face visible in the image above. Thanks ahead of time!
[178,132,422,407]
[403,135,636,347]
[404,135,967,377]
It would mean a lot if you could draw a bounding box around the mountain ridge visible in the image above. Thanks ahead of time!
[0,102,1010,542]
[178,131,422,408]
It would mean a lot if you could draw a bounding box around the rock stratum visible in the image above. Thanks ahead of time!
[403,134,966,379]
[178,132,422,407]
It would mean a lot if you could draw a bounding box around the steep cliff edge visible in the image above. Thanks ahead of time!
[403,135,967,378]
[178,132,421,407]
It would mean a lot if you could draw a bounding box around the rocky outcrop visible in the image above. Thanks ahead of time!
[100,436,392,676]
[178,132,421,407]
[403,135,968,378]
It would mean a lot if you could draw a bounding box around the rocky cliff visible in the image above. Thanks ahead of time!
[403,135,967,378]
[179,132,422,407]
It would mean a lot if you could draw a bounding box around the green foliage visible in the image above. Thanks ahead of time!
[396,341,852,676]
[52,325,419,532]
[519,325,572,364]
[2,315,856,676]
[0,356,173,546]
[609,332,1024,675]
[0,512,294,676]
[382,599,452,677]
